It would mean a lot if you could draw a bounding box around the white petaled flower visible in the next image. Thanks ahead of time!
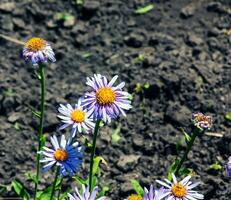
[156,174,204,200]
[58,99,95,137]
[82,74,132,123]
[40,135,83,177]
[68,184,108,200]
[23,37,56,65]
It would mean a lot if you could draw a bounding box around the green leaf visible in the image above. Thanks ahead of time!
[12,180,30,200]
[167,159,180,180]
[98,186,109,197]
[56,13,75,21]
[209,163,222,170]
[91,176,98,190]
[82,52,92,58]
[179,167,193,177]
[25,172,37,184]
[134,83,142,93]
[99,121,104,128]
[0,184,7,195]
[143,83,150,89]
[72,176,88,186]
[76,0,85,5]
[130,179,144,196]
[27,105,41,118]
[225,112,231,121]
[180,128,191,143]
[111,124,121,144]
[40,134,46,148]
[135,4,155,14]
[93,156,108,176]
[14,122,20,130]
[36,186,52,200]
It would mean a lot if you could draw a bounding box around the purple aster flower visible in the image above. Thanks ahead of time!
[227,156,231,177]
[40,135,83,177]
[23,37,56,65]
[143,185,166,200]
[68,184,108,200]
[156,173,204,200]
[57,98,95,137]
[82,74,132,123]
[192,112,212,130]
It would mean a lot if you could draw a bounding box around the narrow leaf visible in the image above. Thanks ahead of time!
[135,4,155,14]
[225,112,231,121]
[12,180,30,200]
[93,156,108,176]
[167,159,180,180]
[130,179,144,196]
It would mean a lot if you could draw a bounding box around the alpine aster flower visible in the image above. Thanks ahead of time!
[82,74,132,123]
[156,174,204,200]
[23,37,56,65]
[227,156,231,177]
[40,135,83,177]
[192,113,212,130]
[57,99,95,137]
[143,185,166,200]
[68,184,108,200]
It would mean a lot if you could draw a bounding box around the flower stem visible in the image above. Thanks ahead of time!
[89,119,101,192]
[176,128,202,174]
[57,178,63,200]
[50,167,60,200]
[34,64,46,200]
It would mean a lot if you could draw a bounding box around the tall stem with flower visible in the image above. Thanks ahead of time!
[175,113,212,175]
[82,74,132,191]
[23,37,56,199]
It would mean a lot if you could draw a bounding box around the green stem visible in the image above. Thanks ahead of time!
[34,64,46,200]
[57,178,63,200]
[176,128,202,174]
[50,167,60,200]
[89,120,101,192]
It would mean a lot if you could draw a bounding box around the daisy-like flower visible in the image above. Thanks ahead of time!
[82,74,132,123]
[57,99,95,137]
[23,37,56,65]
[40,135,83,177]
[143,185,166,200]
[68,184,108,200]
[156,174,204,200]
[227,156,231,177]
[192,113,212,130]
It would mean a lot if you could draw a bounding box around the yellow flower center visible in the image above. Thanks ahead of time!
[171,183,187,198]
[54,149,68,161]
[128,194,142,200]
[96,87,116,105]
[25,37,46,52]
[71,109,85,123]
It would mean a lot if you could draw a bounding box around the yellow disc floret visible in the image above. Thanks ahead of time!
[25,37,46,52]
[54,149,68,161]
[171,183,187,198]
[128,194,142,200]
[96,87,116,105]
[71,109,85,123]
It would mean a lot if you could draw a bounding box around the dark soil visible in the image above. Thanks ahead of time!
[0,0,231,199]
